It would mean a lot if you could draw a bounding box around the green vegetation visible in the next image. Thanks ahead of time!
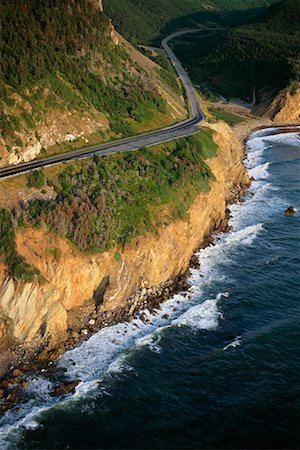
[152,52,182,95]
[172,0,300,102]
[114,252,122,262]
[0,0,176,146]
[196,86,220,102]
[0,208,40,282]
[104,0,279,45]
[47,247,61,262]
[0,209,15,256]
[209,108,245,126]
[27,170,45,188]
[17,130,217,253]
[138,47,182,95]
[1,1,108,96]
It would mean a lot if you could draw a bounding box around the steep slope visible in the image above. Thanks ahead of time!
[104,0,280,45]
[0,0,185,167]
[269,86,300,121]
[252,82,300,120]
[172,0,300,103]
[0,123,249,375]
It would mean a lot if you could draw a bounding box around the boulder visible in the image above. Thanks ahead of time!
[49,380,80,397]
[190,254,200,270]
[12,369,24,378]
[285,206,296,216]
[141,288,147,297]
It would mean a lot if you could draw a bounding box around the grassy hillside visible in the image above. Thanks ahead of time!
[172,0,300,102]
[0,0,183,165]
[0,129,217,280]
[104,0,280,45]
[18,130,216,252]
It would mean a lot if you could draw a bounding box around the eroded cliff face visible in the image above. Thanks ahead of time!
[1,108,109,167]
[0,123,249,374]
[252,86,300,122]
[271,88,300,122]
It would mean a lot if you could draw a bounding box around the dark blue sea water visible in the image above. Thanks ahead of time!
[1,127,299,450]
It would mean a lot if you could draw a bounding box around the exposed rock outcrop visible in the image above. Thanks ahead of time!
[252,86,300,122]
[271,88,300,122]
[49,380,80,397]
[285,206,297,216]
[5,109,108,166]
[0,123,250,375]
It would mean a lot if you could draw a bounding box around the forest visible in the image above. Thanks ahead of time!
[0,0,174,146]
[171,0,300,101]
[104,0,279,44]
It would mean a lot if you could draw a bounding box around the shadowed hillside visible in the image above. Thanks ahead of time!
[172,0,300,102]
[104,0,280,44]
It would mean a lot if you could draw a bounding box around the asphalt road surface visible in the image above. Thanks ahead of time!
[0,30,204,180]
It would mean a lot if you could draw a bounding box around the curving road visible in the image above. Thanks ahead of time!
[0,30,204,180]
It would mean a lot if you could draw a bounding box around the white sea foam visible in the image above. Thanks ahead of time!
[0,404,51,449]
[247,130,300,160]
[226,223,264,246]
[174,292,228,331]
[248,162,270,180]
[26,377,53,400]
[246,137,272,154]
[248,126,300,140]
[174,299,220,330]
[245,148,265,168]
[58,294,188,383]
[59,321,146,382]
[1,126,297,448]
[136,333,162,354]
[191,222,265,288]
[223,336,242,351]
[260,131,300,148]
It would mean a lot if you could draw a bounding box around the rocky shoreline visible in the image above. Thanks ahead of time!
[2,117,296,413]
[0,179,245,414]
[232,118,299,146]
[7,115,293,414]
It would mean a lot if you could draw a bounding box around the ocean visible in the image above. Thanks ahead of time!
[0,126,299,449]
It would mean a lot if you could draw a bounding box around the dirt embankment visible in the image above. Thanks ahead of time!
[0,122,249,376]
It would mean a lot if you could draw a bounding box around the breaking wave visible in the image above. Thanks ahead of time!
[1,126,296,449]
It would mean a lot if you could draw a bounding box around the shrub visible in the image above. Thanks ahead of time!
[0,208,15,255]
[27,170,45,188]
[1,0,174,141]
[19,130,217,253]
[0,208,40,282]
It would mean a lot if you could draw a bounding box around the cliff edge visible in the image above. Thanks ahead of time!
[252,85,300,122]
[0,123,249,375]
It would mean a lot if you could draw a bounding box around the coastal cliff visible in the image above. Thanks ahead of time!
[252,86,300,122]
[268,87,300,122]
[0,123,249,375]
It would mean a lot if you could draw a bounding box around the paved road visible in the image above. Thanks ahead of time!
[0,30,204,180]
[161,29,205,119]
